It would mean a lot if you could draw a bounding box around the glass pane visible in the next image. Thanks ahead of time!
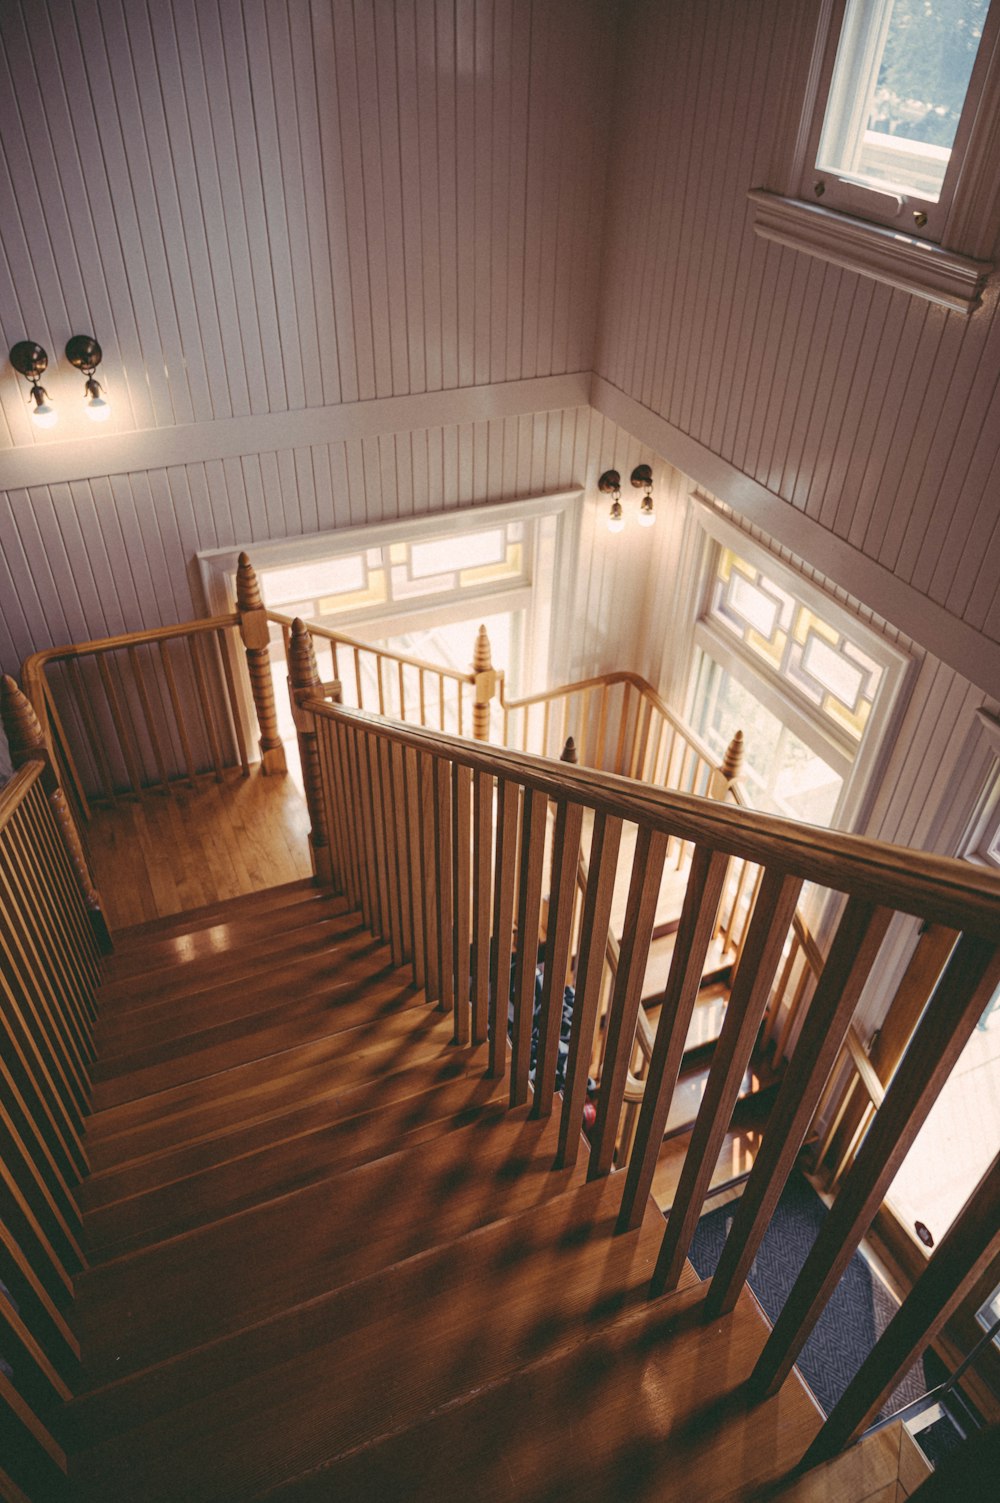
[819,0,988,200]
[410,528,505,578]
[692,653,843,825]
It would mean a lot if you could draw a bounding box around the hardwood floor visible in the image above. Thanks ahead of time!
[64,879,824,1502]
[82,766,312,929]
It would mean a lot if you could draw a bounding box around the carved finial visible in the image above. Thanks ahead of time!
[720,729,744,783]
[288,618,320,691]
[0,674,46,762]
[560,736,578,764]
[472,624,492,674]
[235,551,264,611]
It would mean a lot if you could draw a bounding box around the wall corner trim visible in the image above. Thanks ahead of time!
[589,374,1000,703]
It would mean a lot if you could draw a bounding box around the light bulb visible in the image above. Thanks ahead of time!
[29,384,57,428]
[84,376,110,422]
[638,503,655,527]
[607,500,624,534]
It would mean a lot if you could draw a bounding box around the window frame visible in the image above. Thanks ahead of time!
[749,0,1000,315]
[686,501,912,831]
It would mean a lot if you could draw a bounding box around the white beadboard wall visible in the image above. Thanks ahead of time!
[0,0,610,449]
[0,405,599,673]
[594,0,1000,664]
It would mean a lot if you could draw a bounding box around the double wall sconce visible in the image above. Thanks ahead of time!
[9,335,111,428]
[599,464,656,532]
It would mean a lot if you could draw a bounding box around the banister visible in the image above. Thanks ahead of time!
[304,698,1000,940]
[22,613,241,672]
[265,608,478,687]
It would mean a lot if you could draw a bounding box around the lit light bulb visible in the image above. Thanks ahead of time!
[29,384,57,428]
[638,500,655,527]
[607,499,624,533]
[83,375,110,422]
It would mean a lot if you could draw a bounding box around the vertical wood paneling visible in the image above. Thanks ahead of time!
[596,0,1000,652]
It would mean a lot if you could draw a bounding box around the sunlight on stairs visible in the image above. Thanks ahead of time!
[66,880,819,1502]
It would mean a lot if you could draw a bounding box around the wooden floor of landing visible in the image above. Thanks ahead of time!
[83,765,312,928]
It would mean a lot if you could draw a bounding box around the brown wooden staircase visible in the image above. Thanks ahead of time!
[59,878,812,1501]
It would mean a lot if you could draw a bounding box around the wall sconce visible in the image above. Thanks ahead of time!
[9,341,57,428]
[66,335,111,422]
[631,463,655,527]
[599,469,624,533]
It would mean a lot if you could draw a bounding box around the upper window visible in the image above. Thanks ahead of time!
[749,0,1000,313]
[808,0,991,239]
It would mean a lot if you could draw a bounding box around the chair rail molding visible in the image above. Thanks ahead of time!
[0,373,590,492]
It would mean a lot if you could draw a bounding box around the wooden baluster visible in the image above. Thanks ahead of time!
[802,1151,1000,1467]
[471,624,496,742]
[588,827,668,1179]
[315,717,346,899]
[434,757,455,1015]
[705,900,893,1318]
[66,658,115,804]
[404,745,427,990]
[187,635,225,782]
[235,552,287,774]
[375,736,403,964]
[358,732,386,939]
[749,932,1000,1399]
[96,654,145,795]
[331,721,361,913]
[0,676,111,952]
[156,641,198,789]
[488,778,520,1080]
[617,847,731,1230]
[452,763,473,1045]
[510,787,549,1107]
[391,740,414,962]
[420,752,441,1002]
[0,959,87,1181]
[652,868,802,1294]
[470,770,494,1044]
[288,619,333,884]
[214,628,250,776]
[22,782,98,992]
[127,645,172,793]
[532,798,585,1118]
[614,683,631,774]
[557,814,624,1168]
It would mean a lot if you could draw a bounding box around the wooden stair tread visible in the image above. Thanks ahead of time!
[108,878,322,949]
[96,909,364,1009]
[250,1282,819,1503]
[90,965,433,1111]
[75,1106,582,1386]
[651,1124,763,1214]
[94,926,383,1047]
[83,1066,509,1258]
[69,1176,672,1500]
[101,888,345,981]
[91,955,419,1097]
[85,1041,494,1175]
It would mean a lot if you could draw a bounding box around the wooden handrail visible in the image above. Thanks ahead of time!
[304,694,1000,1471]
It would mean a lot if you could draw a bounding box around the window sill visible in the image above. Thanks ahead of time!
[748,189,993,316]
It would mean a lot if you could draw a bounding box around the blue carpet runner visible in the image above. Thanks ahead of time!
[688,1172,944,1418]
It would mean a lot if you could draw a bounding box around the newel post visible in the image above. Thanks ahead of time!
[1,674,112,952]
[236,552,287,775]
[288,619,333,884]
[471,624,497,743]
[560,737,578,764]
[709,729,744,801]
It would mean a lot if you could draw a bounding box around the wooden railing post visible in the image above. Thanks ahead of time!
[288,619,334,883]
[560,736,578,764]
[236,552,287,775]
[471,624,497,743]
[708,728,743,800]
[1,673,112,952]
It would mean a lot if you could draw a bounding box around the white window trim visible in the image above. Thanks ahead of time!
[688,499,913,831]
[750,0,1000,315]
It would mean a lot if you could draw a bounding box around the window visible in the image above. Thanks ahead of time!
[749,0,1000,313]
[810,0,991,238]
[686,507,910,830]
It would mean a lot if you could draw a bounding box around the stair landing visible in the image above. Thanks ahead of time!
[67,881,820,1501]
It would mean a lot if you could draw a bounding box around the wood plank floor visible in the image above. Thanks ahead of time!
[62,879,825,1502]
[83,767,312,929]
